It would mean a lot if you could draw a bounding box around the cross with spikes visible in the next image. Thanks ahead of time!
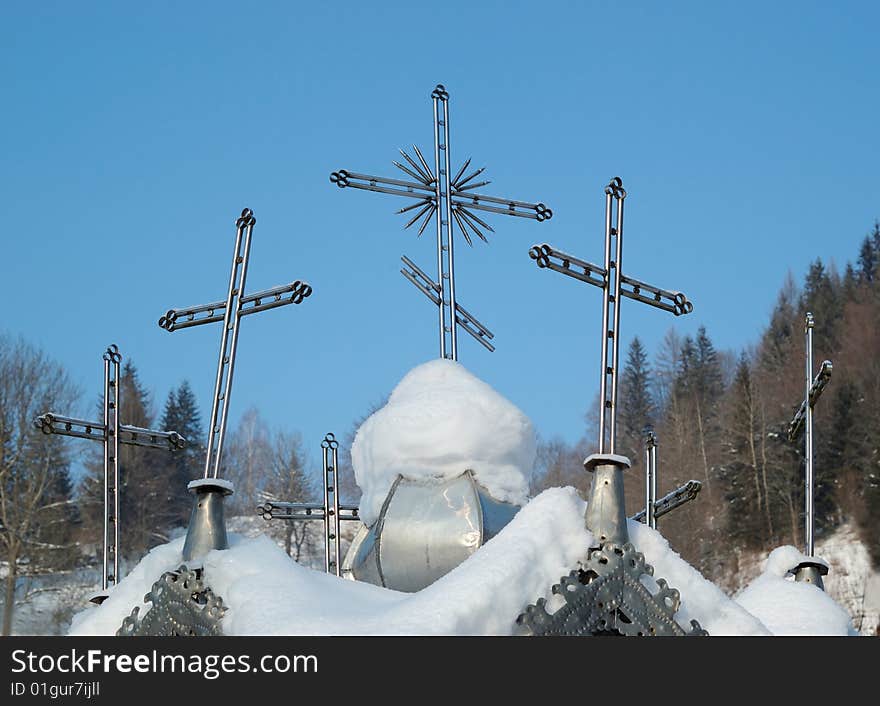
[33,344,186,599]
[258,433,360,576]
[529,177,693,455]
[331,83,552,360]
[158,208,313,483]
[786,312,833,588]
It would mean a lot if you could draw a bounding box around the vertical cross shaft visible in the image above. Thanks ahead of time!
[205,209,255,480]
[322,433,342,575]
[102,345,121,589]
[331,83,551,361]
[644,427,658,529]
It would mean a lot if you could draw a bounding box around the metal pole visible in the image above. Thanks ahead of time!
[111,350,120,585]
[204,215,248,478]
[332,440,341,576]
[805,312,814,556]
[645,428,657,530]
[598,188,613,454]
[211,214,255,479]
[441,91,458,361]
[101,353,110,590]
[322,439,331,573]
[608,184,625,454]
[432,92,447,359]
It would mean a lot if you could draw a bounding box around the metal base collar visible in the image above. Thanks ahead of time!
[793,560,828,591]
[182,479,234,562]
[583,453,631,547]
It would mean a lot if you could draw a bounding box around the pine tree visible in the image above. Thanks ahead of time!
[857,236,876,284]
[160,381,204,525]
[619,337,655,460]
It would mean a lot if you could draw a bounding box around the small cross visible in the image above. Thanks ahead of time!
[33,344,186,597]
[330,84,552,361]
[786,312,833,588]
[258,433,360,576]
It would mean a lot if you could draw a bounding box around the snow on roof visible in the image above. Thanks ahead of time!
[68,488,853,636]
[734,546,856,636]
[351,359,534,526]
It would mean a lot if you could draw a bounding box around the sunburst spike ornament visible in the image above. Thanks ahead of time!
[330,83,551,360]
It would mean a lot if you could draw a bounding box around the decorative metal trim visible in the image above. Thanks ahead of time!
[517,543,707,636]
[117,565,226,637]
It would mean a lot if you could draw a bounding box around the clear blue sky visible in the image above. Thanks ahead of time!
[2,1,878,477]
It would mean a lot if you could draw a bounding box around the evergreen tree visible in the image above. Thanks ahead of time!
[857,236,876,284]
[619,337,655,460]
[160,381,204,525]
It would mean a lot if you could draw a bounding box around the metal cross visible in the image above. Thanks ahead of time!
[258,433,360,576]
[787,312,832,583]
[629,429,702,526]
[529,177,694,455]
[33,344,186,597]
[158,208,313,482]
[330,83,552,360]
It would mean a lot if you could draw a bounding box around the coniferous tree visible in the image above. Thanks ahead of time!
[160,381,204,525]
[618,337,655,461]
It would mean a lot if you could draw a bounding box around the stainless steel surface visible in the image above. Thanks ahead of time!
[786,312,833,564]
[330,83,551,361]
[400,255,495,351]
[118,565,226,636]
[630,480,702,523]
[157,207,312,481]
[32,344,186,591]
[517,542,707,636]
[528,177,693,456]
[182,480,233,561]
[345,470,521,592]
[644,428,657,529]
[793,561,828,590]
[583,453,632,546]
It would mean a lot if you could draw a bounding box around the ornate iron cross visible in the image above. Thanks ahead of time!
[158,208,313,482]
[529,177,693,455]
[33,344,186,599]
[331,84,552,360]
[786,312,832,588]
[158,208,312,561]
[258,433,360,576]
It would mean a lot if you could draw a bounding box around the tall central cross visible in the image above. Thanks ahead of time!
[158,207,313,560]
[33,344,186,601]
[331,84,552,360]
[786,312,833,589]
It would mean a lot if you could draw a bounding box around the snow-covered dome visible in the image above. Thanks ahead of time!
[351,358,535,526]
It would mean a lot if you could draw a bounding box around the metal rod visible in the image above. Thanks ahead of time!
[331,440,341,576]
[645,429,657,529]
[432,92,448,360]
[608,184,625,454]
[203,212,248,479]
[805,312,814,557]
[211,213,255,479]
[101,352,110,590]
[598,188,613,454]
[111,348,120,586]
[322,438,331,573]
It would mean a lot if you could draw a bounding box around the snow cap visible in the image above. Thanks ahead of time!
[351,359,535,526]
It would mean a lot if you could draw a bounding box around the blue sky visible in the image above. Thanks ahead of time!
[2,1,878,477]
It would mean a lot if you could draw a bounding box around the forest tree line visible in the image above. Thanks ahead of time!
[2,222,878,634]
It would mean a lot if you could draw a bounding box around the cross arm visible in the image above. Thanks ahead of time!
[786,360,833,442]
[330,170,435,200]
[33,413,186,451]
[629,480,702,523]
[452,190,552,222]
[257,501,360,522]
[400,256,495,352]
[529,243,694,316]
[158,281,313,332]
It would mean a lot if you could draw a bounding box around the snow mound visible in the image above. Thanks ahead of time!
[351,359,534,526]
[734,546,856,636]
[68,487,589,636]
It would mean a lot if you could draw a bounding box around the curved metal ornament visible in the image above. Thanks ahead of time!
[117,565,226,637]
[517,543,707,637]
[342,471,519,592]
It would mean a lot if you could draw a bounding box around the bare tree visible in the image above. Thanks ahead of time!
[0,336,79,636]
